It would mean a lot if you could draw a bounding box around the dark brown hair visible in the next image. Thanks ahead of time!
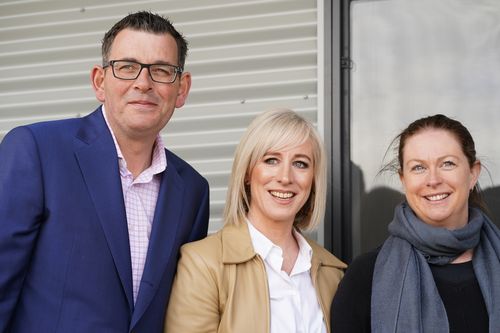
[383,114,488,212]
[101,11,188,69]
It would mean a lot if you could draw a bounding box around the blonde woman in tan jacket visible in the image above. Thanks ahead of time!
[165,109,346,333]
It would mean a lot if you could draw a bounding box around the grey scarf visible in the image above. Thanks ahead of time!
[371,202,500,332]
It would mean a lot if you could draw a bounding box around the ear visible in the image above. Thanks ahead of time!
[469,160,481,190]
[175,71,192,108]
[91,65,106,103]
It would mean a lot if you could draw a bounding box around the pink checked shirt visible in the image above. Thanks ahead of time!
[102,107,167,303]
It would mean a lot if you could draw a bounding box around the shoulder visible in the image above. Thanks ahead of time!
[28,117,82,132]
[179,230,223,268]
[3,109,102,148]
[1,116,84,161]
[334,247,380,302]
[348,247,381,273]
[1,126,36,148]
[306,237,347,270]
[3,118,81,143]
[330,247,380,333]
[28,109,104,137]
[181,230,222,252]
[345,247,380,279]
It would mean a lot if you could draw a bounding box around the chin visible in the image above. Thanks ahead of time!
[267,214,296,224]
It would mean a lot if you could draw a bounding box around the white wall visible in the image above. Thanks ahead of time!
[0,0,322,233]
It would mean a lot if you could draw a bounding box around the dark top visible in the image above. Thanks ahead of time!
[331,248,489,333]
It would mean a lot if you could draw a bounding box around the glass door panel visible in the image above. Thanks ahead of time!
[350,0,500,256]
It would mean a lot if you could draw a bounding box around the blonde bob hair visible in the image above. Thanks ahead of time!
[223,108,327,231]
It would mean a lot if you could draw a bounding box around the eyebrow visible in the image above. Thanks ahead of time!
[405,154,460,165]
[265,151,313,162]
[294,153,313,161]
[113,58,177,66]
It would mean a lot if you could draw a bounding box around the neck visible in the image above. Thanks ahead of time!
[247,216,295,248]
[451,248,474,264]
[117,135,156,178]
[247,217,301,275]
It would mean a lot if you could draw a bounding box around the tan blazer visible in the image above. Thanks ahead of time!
[164,221,346,333]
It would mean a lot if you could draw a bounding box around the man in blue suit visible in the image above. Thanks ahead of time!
[0,11,209,332]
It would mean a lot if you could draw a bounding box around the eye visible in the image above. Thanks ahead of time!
[410,164,426,173]
[264,157,279,165]
[151,65,175,77]
[293,160,309,169]
[117,62,138,72]
[442,160,456,169]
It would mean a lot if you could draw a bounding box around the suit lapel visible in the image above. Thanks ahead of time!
[74,109,134,311]
[131,151,184,327]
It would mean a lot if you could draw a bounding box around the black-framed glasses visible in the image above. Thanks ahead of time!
[103,60,182,84]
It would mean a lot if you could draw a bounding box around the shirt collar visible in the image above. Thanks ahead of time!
[293,228,313,274]
[101,106,167,181]
[246,219,313,275]
[247,219,276,260]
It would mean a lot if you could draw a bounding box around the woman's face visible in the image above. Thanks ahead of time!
[246,139,315,227]
[399,129,480,229]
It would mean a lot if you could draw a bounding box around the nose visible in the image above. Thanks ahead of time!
[426,167,442,187]
[133,67,153,91]
[277,163,293,184]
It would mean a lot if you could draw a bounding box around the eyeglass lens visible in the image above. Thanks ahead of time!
[111,61,178,83]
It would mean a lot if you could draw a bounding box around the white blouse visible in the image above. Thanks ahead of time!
[247,221,327,333]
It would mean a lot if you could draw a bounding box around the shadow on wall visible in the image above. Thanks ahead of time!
[360,187,404,253]
[352,162,405,254]
[484,187,500,227]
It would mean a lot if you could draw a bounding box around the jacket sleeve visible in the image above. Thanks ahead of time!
[186,179,210,243]
[164,243,221,333]
[0,127,44,330]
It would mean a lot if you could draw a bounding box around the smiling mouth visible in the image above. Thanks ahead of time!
[425,193,450,201]
[130,100,156,106]
[270,191,295,199]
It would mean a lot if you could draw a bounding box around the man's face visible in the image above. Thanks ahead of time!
[92,28,190,142]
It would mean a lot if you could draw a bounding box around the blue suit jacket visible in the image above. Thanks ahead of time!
[0,108,209,332]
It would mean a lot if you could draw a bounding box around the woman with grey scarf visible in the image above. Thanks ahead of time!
[331,114,500,333]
